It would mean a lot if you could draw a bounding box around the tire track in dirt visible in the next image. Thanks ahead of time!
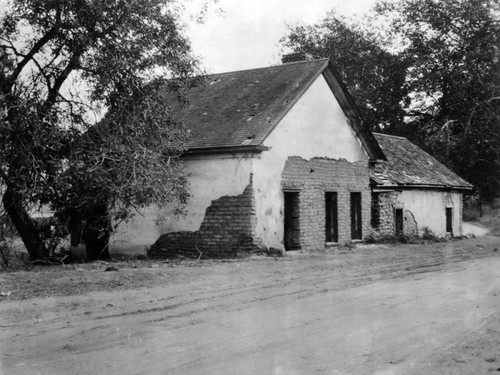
[1,238,499,374]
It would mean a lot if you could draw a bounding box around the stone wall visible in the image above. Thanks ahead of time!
[148,175,262,258]
[372,189,465,237]
[371,191,397,236]
[281,156,371,249]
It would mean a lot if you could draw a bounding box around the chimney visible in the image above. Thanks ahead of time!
[281,52,314,64]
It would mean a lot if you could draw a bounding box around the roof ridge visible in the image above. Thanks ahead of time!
[205,58,330,77]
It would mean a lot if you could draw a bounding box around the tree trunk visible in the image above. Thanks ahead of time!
[2,186,48,260]
[84,204,111,261]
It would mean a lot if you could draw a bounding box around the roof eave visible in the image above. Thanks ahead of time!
[322,61,386,161]
[185,145,270,155]
[374,183,473,191]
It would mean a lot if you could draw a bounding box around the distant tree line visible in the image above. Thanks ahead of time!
[281,0,500,202]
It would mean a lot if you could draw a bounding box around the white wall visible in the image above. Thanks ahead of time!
[111,74,371,255]
[398,190,463,237]
[110,154,254,256]
[252,75,369,248]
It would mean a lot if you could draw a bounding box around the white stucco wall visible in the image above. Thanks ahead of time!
[111,74,371,255]
[252,75,369,248]
[110,154,254,255]
[397,190,463,237]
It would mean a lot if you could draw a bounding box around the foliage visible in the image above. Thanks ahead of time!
[377,0,500,202]
[281,12,409,131]
[0,210,32,269]
[281,0,500,201]
[32,216,69,255]
[0,211,16,268]
[420,227,438,241]
[364,227,442,244]
[0,0,203,259]
[364,229,382,243]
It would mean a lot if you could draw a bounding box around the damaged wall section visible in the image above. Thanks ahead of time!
[281,156,371,249]
[371,191,397,235]
[372,189,464,237]
[149,175,262,258]
[371,191,417,236]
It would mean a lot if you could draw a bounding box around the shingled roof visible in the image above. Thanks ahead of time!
[372,133,472,190]
[166,59,385,161]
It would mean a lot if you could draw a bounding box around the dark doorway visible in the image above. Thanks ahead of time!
[395,208,403,235]
[446,207,453,233]
[351,192,362,240]
[325,192,338,242]
[284,191,300,250]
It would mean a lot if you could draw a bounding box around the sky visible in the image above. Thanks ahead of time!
[184,0,377,73]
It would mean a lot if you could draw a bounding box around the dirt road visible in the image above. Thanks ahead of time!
[1,237,499,374]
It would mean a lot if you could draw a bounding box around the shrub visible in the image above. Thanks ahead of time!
[32,216,70,257]
[364,227,442,244]
[0,239,14,268]
[0,213,19,269]
[364,229,381,243]
[421,227,439,241]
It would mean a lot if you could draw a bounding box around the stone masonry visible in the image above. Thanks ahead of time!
[371,191,419,236]
[149,174,262,258]
[371,191,397,236]
[281,156,371,249]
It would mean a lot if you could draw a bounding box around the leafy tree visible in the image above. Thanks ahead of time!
[281,12,410,131]
[0,0,201,260]
[376,0,500,202]
[282,0,500,201]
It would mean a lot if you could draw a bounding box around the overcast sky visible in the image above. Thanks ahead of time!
[184,0,377,73]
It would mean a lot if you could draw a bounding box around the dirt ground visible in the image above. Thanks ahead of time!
[0,234,499,374]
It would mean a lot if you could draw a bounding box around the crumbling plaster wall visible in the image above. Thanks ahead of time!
[373,189,464,237]
[111,74,374,256]
[252,74,370,249]
[109,154,254,256]
[148,175,261,258]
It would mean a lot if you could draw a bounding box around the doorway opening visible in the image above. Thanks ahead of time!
[351,192,362,240]
[395,208,403,235]
[284,191,300,250]
[446,207,453,233]
[325,192,338,243]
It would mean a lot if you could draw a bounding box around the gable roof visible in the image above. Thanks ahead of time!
[372,133,472,190]
[166,59,385,161]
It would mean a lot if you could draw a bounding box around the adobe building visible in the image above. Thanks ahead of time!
[110,59,385,257]
[109,58,472,257]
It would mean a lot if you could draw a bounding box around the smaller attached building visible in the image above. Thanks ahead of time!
[371,133,473,237]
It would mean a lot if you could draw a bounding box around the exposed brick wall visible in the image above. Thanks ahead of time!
[149,175,262,258]
[281,156,371,249]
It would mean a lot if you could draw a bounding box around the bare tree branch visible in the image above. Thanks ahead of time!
[6,4,62,91]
